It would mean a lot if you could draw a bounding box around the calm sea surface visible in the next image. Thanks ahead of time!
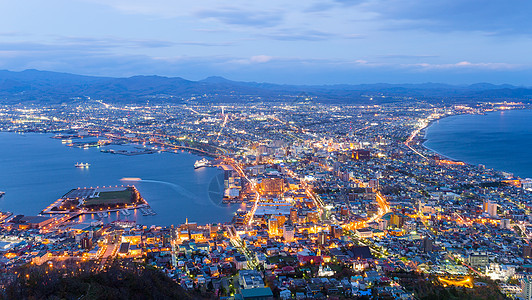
[424,109,532,178]
[0,132,237,226]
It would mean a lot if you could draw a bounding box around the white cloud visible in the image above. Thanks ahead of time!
[411,61,520,70]
[250,55,273,63]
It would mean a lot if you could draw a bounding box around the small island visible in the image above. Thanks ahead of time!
[41,186,148,215]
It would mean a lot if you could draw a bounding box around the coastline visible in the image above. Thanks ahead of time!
[419,108,532,178]
[0,132,235,226]
[419,114,465,162]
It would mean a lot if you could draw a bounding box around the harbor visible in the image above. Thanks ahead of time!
[40,185,152,219]
[0,132,239,226]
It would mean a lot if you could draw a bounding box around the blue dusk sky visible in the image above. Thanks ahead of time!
[0,0,531,85]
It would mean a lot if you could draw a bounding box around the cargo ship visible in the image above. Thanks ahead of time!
[75,162,91,168]
[194,158,209,169]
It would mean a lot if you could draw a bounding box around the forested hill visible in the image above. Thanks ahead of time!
[1,69,531,104]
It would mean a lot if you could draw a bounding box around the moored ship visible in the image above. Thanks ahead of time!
[194,158,209,169]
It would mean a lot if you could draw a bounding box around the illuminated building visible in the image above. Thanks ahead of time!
[261,177,285,195]
[390,213,404,228]
[351,149,370,160]
[268,218,279,235]
[355,228,373,239]
[369,178,379,190]
[485,264,515,281]
[468,252,489,268]
[306,211,319,223]
[239,270,265,289]
[80,237,92,250]
[378,219,388,231]
[317,264,334,277]
[522,178,532,191]
[483,200,498,217]
[317,231,327,245]
[290,208,298,223]
[330,225,343,239]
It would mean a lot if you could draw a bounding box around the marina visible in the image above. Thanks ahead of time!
[140,206,157,216]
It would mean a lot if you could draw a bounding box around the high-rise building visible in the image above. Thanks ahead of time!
[268,218,279,236]
[422,236,433,253]
[290,208,298,223]
[524,244,532,259]
[330,225,343,239]
[500,219,511,230]
[369,179,379,190]
[522,277,532,300]
[390,213,404,228]
[404,221,416,233]
[484,200,498,217]
[317,231,327,245]
[283,225,294,242]
[81,237,92,250]
[468,252,489,268]
[378,219,388,231]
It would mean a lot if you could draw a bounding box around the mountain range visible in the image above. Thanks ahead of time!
[1,69,531,104]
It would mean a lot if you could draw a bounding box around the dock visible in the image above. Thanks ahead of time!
[140,206,157,216]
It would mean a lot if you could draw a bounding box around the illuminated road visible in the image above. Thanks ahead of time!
[404,112,445,160]
[220,158,261,226]
[283,168,324,212]
[99,243,118,270]
[343,190,390,231]
[226,226,258,269]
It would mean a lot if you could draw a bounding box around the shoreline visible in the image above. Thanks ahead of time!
[0,131,234,226]
[419,108,532,179]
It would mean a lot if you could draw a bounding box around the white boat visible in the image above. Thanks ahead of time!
[194,158,210,169]
[75,162,90,168]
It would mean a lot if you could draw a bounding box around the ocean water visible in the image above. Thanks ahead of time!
[0,132,237,226]
[424,109,532,178]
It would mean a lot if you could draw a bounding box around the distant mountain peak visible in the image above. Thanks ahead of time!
[0,69,529,104]
[200,76,234,83]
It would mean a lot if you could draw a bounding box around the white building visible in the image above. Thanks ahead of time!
[522,178,532,191]
[485,263,515,281]
[483,200,498,217]
[522,277,532,300]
